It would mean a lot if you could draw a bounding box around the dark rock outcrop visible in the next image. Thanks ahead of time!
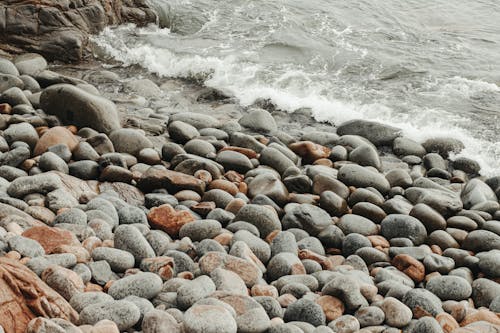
[0,0,157,62]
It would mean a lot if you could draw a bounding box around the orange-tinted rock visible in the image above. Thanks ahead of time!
[436,312,459,333]
[147,204,196,236]
[51,245,90,263]
[392,254,425,282]
[85,283,103,292]
[82,237,102,253]
[225,198,246,214]
[0,103,12,114]
[368,235,390,248]
[251,285,279,298]
[137,167,206,194]
[278,294,297,307]
[209,179,240,195]
[316,295,345,321]
[452,322,500,333]
[460,308,500,326]
[289,141,331,164]
[194,169,212,183]
[199,252,262,287]
[140,257,175,280]
[224,171,244,183]
[33,126,79,156]
[22,225,79,254]
[24,206,56,225]
[0,258,78,333]
[174,190,201,202]
[299,249,334,270]
[214,232,233,246]
[313,158,333,167]
[220,146,258,159]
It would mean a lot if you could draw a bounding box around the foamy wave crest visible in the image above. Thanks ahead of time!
[92,24,500,176]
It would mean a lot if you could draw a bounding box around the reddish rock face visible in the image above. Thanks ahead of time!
[0,258,78,333]
[22,225,79,254]
[147,204,196,236]
[33,126,79,156]
[289,141,331,164]
[316,295,345,321]
[220,146,258,159]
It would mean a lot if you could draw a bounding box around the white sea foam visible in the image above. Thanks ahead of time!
[92,24,500,176]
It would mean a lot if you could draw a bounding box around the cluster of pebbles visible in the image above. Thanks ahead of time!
[1,53,500,333]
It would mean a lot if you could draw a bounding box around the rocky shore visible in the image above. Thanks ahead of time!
[1,46,500,333]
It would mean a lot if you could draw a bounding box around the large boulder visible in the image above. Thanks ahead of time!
[337,119,401,146]
[40,84,120,134]
[0,1,156,62]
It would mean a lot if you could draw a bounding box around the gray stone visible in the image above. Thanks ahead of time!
[40,84,121,134]
[14,53,47,75]
[0,57,20,76]
[337,119,400,146]
[109,128,153,157]
[39,152,69,173]
[91,247,135,273]
[3,122,38,149]
[108,272,163,300]
[8,235,44,257]
[114,225,156,263]
[179,219,222,241]
[380,214,427,245]
[183,304,237,333]
[337,214,378,236]
[284,298,325,327]
[337,164,390,194]
[142,309,182,333]
[234,204,281,238]
[79,300,141,330]
[425,276,471,301]
[177,275,216,310]
[239,108,277,133]
[402,288,443,316]
[282,204,331,236]
[472,278,500,308]
[69,291,113,313]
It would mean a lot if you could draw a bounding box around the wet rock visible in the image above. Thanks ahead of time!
[337,119,400,146]
[337,164,390,194]
[422,137,464,158]
[41,84,120,134]
[239,108,277,133]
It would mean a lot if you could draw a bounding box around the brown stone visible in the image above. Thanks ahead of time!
[0,103,12,114]
[199,252,262,287]
[137,167,206,194]
[191,201,216,216]
[289,141,331,164]
[194,169,212,183]
[34,126,79,156]
[299,249,334,270]
[452,322,500,333]
[0,258,78,333]
[316,295,345,321]
[22,225,79,254]
[436,312,459,333]
[392,254,425,282]
[91,319,119,333]
[85,283,103,292]
[24,206,55,225]
[82,237,102,253]
[220,146,258,159]
[214,232,233,246]
[140,257,175,281]
[51,245,90,263]
[460,308,500,326]
[278,294,297,307]
[174,190,201,202]
[251,285,279,298]
[313,158,333,167]
[224,171,245,183]
[147,204,196,236]
[209,179,240,195]
[225,198,246,214]
[367,235,390,248]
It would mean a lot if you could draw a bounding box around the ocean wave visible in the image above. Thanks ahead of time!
[92,23,500,176]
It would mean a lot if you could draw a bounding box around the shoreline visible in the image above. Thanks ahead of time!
[1,7,500,333]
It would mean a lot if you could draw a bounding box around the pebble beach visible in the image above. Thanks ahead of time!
[1,4,500,333]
